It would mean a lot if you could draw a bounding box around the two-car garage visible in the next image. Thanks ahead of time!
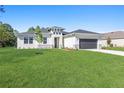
[79,39,97,49]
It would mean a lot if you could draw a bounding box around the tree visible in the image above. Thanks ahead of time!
[0,25,10,47]
[27,27,35,32]
[34,26,43,54]
[107,36,111,47]
[34,26,43,49]
[13,30,19,37]
[0,22,16,47]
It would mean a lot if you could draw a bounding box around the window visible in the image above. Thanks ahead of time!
[59,32,61,35]
[43,37,47,44]
[24,37,28,44]
[29,37,33,44]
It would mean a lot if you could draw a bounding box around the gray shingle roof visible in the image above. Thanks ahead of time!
[41,27,49,33]
[70,29,99,34]
[20,31,35,34]
[50,26,65,30]
[62,31,69,35]
[102,31,124,39]
[19,28,49,34]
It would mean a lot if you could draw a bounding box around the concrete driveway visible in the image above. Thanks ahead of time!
[83,49,124,56]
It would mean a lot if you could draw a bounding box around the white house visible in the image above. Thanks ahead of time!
[101,31,124,47]
[17,26,101,49]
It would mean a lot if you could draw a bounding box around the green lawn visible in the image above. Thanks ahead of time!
[103,47,124,51]
[0,48,124,88]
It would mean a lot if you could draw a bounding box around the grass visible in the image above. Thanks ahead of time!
[103,47,124,51]
[0,48,124,88]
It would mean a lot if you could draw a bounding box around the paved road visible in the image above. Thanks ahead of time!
[83,49,124,56]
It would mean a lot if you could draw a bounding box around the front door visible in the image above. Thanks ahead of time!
[54,37,59,48]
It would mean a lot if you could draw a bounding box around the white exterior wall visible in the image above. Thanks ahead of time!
[97,39,102,49]
[17,34,37,49]
[101,39,124,47]
[64,36,78,49]
[37,37,53,48]
[100,40,107,47]
[17,35,52,49]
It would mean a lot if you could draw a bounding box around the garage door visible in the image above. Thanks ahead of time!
[79,39,97,49]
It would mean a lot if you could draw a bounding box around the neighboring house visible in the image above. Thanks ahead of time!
[101,31,124,47]
[17,26,101,49]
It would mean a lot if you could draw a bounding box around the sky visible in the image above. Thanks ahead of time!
[1,5,124,33]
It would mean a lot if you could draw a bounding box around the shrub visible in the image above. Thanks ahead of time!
[102,47,106,49]
[107,37,111,46]
[110,44,113,47]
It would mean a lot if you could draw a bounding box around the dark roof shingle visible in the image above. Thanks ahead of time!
[70,29,99,34]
